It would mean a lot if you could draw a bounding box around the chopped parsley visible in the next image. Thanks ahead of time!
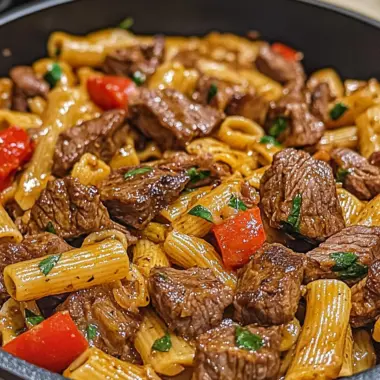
[207,83,218,103]
[269,116,288,138]
[45,221,56,235]
[25,309,44,326]
[86,324,98,341]
[235,326,263,351]
[152,332,172,352]
[188,205,213,223]
[124,166,153,179]
[38,254,62,276]
[119,17,134,30]
[336,168,350,183]
[259,135,281,146]
[187,167,211,184]
[43,63,62,88]
[131,71,146,86]
[229,196,247,211]
[281,194,302,234]
[158,273,168,281]
[330,252,368,280]
[330,103,348,120]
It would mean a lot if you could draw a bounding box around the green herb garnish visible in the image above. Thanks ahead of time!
[207,83,218,103]
[119,17,134,30]
[124,166,153,179]
[86,324,98,341]
[158,273,168,280]
[25,309,44,326]
[188,205,213,223]
[330,252,368,280]
[152,332,172,352]
[38,254,62,276]
[131,71,146,86]
[187,167,211,184]
[45,221,56,235]
[330,103,348,120]
[281,194,302,234]
[259,135,281,146]
[235,326,263,351]
[229,196,247,211]
[43,63,62,88]
[269,116,288,138]
[336,168,350,183]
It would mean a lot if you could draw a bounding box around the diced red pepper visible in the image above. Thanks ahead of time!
[272,42,301,61]
[3,311,88,373]
[213,207,266,269]
[87,75,135,110]
[0,126,34,191]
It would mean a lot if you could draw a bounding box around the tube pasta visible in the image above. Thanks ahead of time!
[134,308,195,376]
[137,141,162,162]
[251,141,282,166]
[317,126,358,151]
[373,318,380,342]
[63,347,160,380]
[71,153,111,186]
[82,229,129,251]
[353,329,376,374]
[244,165,269,190]
[0,110,42,131]
[141,222,168,243]
[355,194,380,226]
[307,68,344,99]
[172,175,242,237]
[344,79,367,96]
[0,298,24,346]
[280,318,301,352]
[47,29,138,67]
[338,327,353,378]
[0,181,17,205]
[0,204,22,243]
[27,96,47,116]
[280,345,296,377]
[356,105,380,158]
[0,78,12,109]
[337,188,365,226]
[110,137,140,169]
[4,240,129,301]
[33,58,76,88]
[133,239,170,277]
[164,230,236,289]
[217,116,264,150]
[285,280,351,380]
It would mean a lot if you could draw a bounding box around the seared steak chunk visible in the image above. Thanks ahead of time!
[100,164,189,229]
[103,36,165,80]
[128,88,225,149]
[351,260,380,327]
[331,148,380,200]
[234,243,304,326]
[305,226,380,284]
[149,267,233,339]
[52,110,128,177]
[310,82,332,123]
[0,233,71,303]
[57,285,141,362]
[193,319,282,380]
[22,177,130,240]
[10,66,49,112]
[260,148,345,241]
[369,151,380,167]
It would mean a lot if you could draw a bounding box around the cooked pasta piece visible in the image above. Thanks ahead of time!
[356,104,380,158]
[280,318,301,352]
[0,78,12,109]
[141,222,168,243]
[77,67,103,87]
[251,141,282,166]
[0,298,24,346]
[337,188,365,226]
[317,126,358,151]
[286,280,351,380]
[307,68,344,98]
[338,327,353,378]
[280,346,296,377]
[164,36,202,61]
[0,181,17,205]
[33,58,76,88]
[20,301,43,330]
[109,136,140,169]
[63,347,160,380]
[353,329,376,374]
[245,165,270,189]
[136,141,162,162]
[373,318,380,342]
[4,240,129,301]
[82,229,129,250]
[0,204,22,243]
[356,194,380,226]
[27,96,47,116]
[71,153,111,186]
[47,29,138,67]
[217,116,264,150]
[134,308,195,376]
[0,110,42,131]
[164,230,236,289]
[344,79,367,96]
[133,239,170,277]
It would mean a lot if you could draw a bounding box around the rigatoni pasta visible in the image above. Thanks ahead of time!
[0,204,22,243]
[71,153,111,186]
[0,110,43,131]
[353,329,376,374]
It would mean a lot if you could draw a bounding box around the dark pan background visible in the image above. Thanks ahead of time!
[0,0,380,378]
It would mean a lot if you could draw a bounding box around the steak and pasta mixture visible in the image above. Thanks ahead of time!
[1,21,380,380]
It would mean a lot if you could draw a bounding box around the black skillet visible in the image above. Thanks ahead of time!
[0,0,380,378]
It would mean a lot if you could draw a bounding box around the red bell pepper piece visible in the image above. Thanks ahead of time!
[0,126,34,191]
[87,75,135,110]
[213,207,266,269]
[272,42,300,61]
[3,311,88,373]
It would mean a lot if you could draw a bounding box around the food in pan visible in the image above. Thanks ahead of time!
[1,19,380,380]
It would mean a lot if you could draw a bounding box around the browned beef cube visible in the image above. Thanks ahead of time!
[103,36,165,79]
[0,233,71,303]
[57,285,141,362]
[193,319,282,380]
[100,165,189,229]
[21,177,133,241]
[351,260,380,327]
[331,147,380,200]
[149,267,233,339]
[305,226,380,284]
[310,82,332,123]
[233,243,304,326]
[52,110,128,177]
[369,151,380,167]
[260,148,345,241]
[128,88,225,149]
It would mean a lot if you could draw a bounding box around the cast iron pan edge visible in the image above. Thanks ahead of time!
[0,0,380,378]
